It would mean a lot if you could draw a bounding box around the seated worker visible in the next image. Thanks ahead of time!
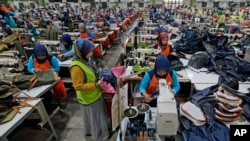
[79,23,95,40]
[26,21,40,36]
[140,55,180,107]
[85,19,92,26]
[150,32,177,60]
[2,26,12,38]
[3,12,17,28]
[151,27,162,49]
[27,43,60,113]
[8,5,15,17]
[217,23,228,33]
[58,33,74,60]
[103,21,110,31]
[229,26,241,34]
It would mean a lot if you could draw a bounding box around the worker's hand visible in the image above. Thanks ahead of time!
[34,68,42,72]
[149,56,156,61]
[97,77,104,86]
[153,40,158,45]
[143,93,152,103]
[170,52,177,56]
[57,54,63,58]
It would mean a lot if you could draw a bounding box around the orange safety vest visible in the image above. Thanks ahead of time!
[1,5,8,12]
[159,44,171,56]
[34,57,67,98]
[80,32,89,39]
[34,58,51,71]
[147,73,173,96]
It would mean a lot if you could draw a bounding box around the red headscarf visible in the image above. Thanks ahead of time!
[159,32,169,47]
[160,32,168,41]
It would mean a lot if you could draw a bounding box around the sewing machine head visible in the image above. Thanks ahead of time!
[39,40,60,46]
[131,48,160,61]
[156,79,178,136]
[0,58,19,68]
[59,32,80,40]
[38,40,60,54]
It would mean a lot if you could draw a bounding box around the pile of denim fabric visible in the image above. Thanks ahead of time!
[178,76,250,141]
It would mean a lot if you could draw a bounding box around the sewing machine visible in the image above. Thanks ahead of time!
[11,28,27,33]
[36,28,47,32]
[38,40,61,55]
[156,79,179,136]
[0,58,19,67]
[0,51,19,58]
[39,40,60,46]
[58,32,80,40]
[127,48,161,65]
[0,50,20,67]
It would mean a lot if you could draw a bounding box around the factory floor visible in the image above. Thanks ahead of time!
[7,20,138,141]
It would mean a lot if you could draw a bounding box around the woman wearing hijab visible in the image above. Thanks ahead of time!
[78,23,95,40]
[69,39,110,141]
[27,43,60,73]
[3,12,17,28]
[150,32,177,61]
[2,26,12,38]
[27,43,60,112]
[58,33,74,59]
[151,27,162,49]
[140,55,180,107]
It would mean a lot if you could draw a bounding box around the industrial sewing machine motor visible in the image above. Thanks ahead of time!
[156,79,179,136]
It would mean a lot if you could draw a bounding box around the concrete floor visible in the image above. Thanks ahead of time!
[51,21,138,141]
[51,89,119,141]
[7,20,137,141]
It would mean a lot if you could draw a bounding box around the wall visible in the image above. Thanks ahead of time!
[12,1,93,9]
[155,0,163,5]
[195,2,202,8]
[207,2,214,8]
[182,0,190,6]
[96,2,129,9]
[107,2,117,8]
[12,1,40,9]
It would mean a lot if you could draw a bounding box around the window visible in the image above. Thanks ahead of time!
[240,3,245,7]
[67,0,78,2]
[201,2,207,7]
[49,0,62,2]
[30,3,35,8]
[164,0,183,7]
[139,3,144,8]
[156,4,162,7]
[19,3,25,9]
[102,2,107,8]
[214,2,219,8]
[55,3,60,9]
[127,2,132,8]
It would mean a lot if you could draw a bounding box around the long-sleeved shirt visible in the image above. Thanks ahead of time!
[80,30,95,40]
[61,44,74,58]
[27,55,60,73]
[140,70,180,95]
[70,65,96,91]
